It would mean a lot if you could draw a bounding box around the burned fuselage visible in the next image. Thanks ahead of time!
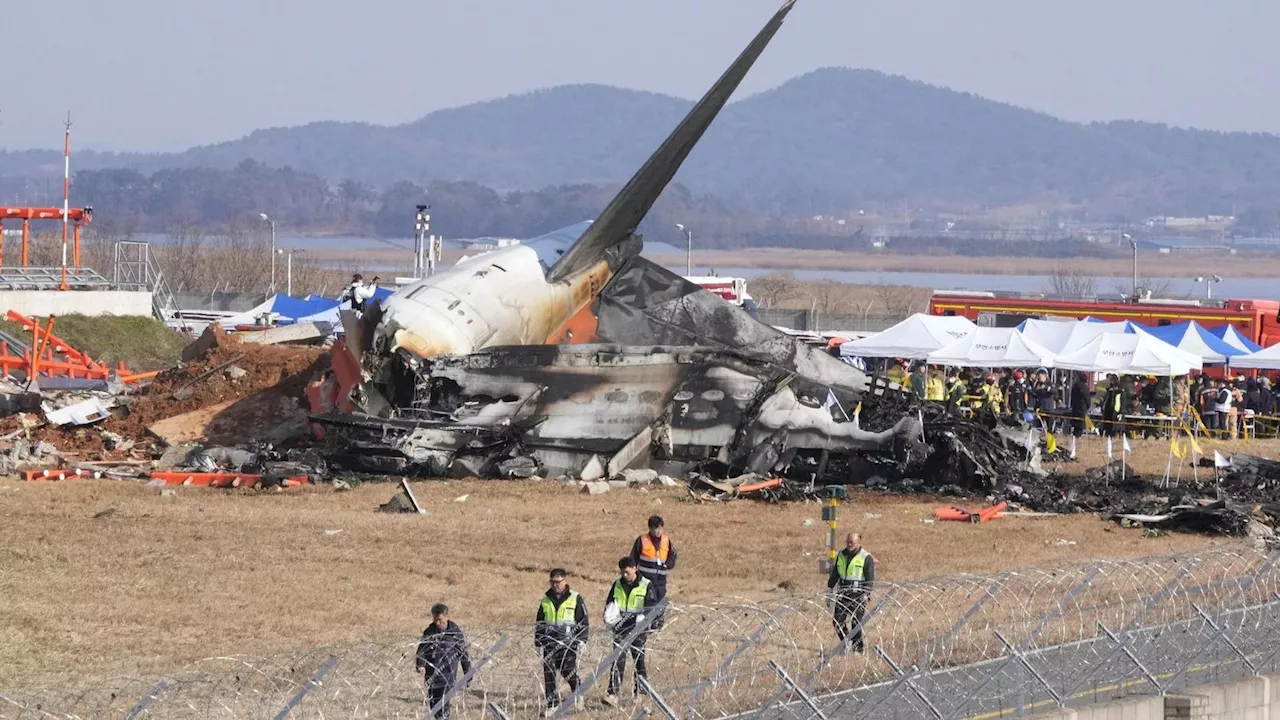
[320,343,919,480]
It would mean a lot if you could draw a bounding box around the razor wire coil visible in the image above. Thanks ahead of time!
[6,543,1280,719]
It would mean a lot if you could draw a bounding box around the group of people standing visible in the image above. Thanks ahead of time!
[415,515,677,717]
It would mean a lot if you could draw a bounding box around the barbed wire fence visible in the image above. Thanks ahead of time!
[5,544,1280,719]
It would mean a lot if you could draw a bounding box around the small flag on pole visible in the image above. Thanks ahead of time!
[1122,435,1132,455]
[1170,438,1184,459]
[1046,431,1057,454]
[1214,450,1231,469]
[1105,436,1113,459]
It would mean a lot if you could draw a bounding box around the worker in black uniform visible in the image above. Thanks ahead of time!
[415,603,473,720]
[826,532,876,653]
[535,568,589,716]
[629,514,677,629]
[1068,373,1092,460]
[604,557,656,707]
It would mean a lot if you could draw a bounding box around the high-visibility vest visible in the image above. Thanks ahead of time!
[835,549,870,589]
[638,535,670,577]
[926,377,945,401]
[540,591,580,627]
[612,577,650,616]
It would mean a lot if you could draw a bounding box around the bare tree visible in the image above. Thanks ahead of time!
[1046,265,1098,298]
[1115,276,1179,299]
[749,272,800,309]
[874,283,918,318]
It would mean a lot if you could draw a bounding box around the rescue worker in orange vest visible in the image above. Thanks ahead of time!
[629,514,677,630]
[826,532,876,653]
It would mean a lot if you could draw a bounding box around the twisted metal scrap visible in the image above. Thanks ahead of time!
[5,544,1280,719]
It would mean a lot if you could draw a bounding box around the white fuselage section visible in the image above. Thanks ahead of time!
[373,222,608,359]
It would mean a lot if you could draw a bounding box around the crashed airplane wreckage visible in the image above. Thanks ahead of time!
[312,0,922,480]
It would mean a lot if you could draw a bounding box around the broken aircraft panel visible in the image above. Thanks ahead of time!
[316,344,918,480]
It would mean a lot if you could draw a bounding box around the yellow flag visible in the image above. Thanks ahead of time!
[1170,438,1185,459]
[1189,435,1204,456]
[1046,432,1057,454]
[1085,415,1095,433]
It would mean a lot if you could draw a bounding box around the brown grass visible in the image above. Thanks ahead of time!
[0,467,1225,687]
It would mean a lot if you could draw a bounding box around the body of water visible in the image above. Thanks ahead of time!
[709,267,1280,301]
[119,232,1280,300]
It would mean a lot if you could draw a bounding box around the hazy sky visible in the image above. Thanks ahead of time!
[5,0,1279,152]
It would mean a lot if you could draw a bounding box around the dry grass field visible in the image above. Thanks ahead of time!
[0,440,1240,688]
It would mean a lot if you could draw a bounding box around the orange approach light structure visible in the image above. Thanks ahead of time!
[0,206,94,272]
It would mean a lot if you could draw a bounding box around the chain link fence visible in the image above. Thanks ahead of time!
[5,545,1280,719]
[755,309,907,334]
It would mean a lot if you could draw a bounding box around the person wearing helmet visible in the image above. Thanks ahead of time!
[1007,370,1030,420]
[981,373,1005,418]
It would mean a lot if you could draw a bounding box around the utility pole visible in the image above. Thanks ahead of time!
[415,205,431,278]
[60,112,72,290]
[259,212,276,294]
[1123,233,1137,300]
[676,223,692,275]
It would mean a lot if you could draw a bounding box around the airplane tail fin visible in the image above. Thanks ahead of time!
[547,0,798,283]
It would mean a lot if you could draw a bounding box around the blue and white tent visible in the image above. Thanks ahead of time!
[1206,324,1263,354]
[1134,321,1243,365]
[217,293,338,327]
[292,287,395,326]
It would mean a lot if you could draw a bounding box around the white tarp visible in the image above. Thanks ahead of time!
[1052,332,1202,375]
[926,327,1058,368]
[1227,342,1280,370]
[839,314,976,359]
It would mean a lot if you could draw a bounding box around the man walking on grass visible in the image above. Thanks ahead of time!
[416,603,472,719]
[535,568,589,716]
[827,533,875,653]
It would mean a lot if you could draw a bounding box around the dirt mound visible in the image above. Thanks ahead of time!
[111,337,329,441]
[1,335,331,461]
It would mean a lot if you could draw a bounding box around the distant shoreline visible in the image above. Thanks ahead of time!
[296,245,1280,279]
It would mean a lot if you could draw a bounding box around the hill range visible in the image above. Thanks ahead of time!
[4,68,1280,216]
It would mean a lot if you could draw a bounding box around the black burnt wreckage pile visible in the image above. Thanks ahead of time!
[841,392,1280,540]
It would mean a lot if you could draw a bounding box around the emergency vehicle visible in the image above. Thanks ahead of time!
[927,291,1280,347]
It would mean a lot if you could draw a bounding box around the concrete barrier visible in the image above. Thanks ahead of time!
[1028,674,1273,719]
[0,290,153,317]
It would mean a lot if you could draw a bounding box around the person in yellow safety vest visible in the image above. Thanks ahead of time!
[886,358,908,386]
[603,557,656,707]
[979,373,1005,414]
[535,569,589,715]
[926,369,945,402]
[826,533,876,653]
[946,371,967,411]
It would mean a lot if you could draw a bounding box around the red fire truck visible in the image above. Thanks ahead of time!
[927,291,1280,347]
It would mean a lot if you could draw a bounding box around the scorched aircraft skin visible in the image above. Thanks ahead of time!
[320,0,923,480]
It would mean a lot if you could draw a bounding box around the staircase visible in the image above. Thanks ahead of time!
[112,241,191,332]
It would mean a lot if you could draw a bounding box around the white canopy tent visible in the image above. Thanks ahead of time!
[839,314,976,359]
[926,327,1058,368]
[1018,319,1138,354]
[1226,343,1280,370]
[1052,332,1202,376]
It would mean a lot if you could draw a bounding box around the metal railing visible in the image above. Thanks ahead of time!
[4,545,1279,719]
[113,241,187,331]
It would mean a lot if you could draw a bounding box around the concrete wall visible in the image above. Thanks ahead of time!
[0,290,153,317]
[1025,675,1273,719]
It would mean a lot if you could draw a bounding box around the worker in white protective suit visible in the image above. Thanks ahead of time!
[341,273,379,314]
